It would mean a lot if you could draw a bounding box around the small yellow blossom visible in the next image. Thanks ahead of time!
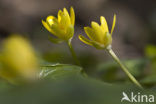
[79,14,116,49]
[0,35,38,84]
[42,7,75,41]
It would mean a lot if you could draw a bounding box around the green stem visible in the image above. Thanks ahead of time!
[67,41,81,66]
[107,47,143,89]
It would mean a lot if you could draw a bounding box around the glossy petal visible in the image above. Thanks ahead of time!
[84,26,96,41]
[63,8,70,22]
[111,14,116,35]
[58,10,63,23]
[51,24,65,39]
[46,16,58,26]
[100,16,109,33]
[91,22,104,43]
[70,7,75,26]
[42,20,54,34]
[57,8,71,29]
[79,35,93,46]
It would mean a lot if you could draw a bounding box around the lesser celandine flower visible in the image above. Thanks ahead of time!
[42,7,80,65]
[42,7,75,42]
[79,15,143,89]
[79,15,116,49]
[0,35,38,84]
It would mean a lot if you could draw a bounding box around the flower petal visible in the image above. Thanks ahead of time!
[79,35,93,46]
[46,16,58,26]
[63,8,70,21]
[58,10,63,23]
[91,21,104,43]
[51,24,65,40]
[70,7,75,26]
[100,16,109,33]
[111,14,116,35]
[42,20,55,34]
[57,8,71,29]
[84,26,96,41]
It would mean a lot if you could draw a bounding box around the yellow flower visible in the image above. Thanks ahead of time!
[0,35,39,84]
[79,14,116,49]
[42,7,75,42]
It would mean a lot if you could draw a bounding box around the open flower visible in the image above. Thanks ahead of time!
[42,7,75,42]
[79,15,116,49]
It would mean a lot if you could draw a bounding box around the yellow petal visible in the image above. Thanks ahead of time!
[111,14,116,35]
[57,8,71,29]
[51,24,65,40]
[79,35,93,46]
[46,16,58,26]
[42,20,54,34]
[100,16,109,33]
[91,22,104,43]
[42,19,65,39]
[84,26,96,41]
[63,8,70,20]
[70,6,75,26]
[58,10,63,23]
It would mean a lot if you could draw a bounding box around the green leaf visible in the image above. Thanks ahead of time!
[0,79,13,92]
[124,59,146,77]
[96,59,146,82]
[39,64,82,79]
[0,76,154,104]
[140,75,156,85]
[96,61,119,82]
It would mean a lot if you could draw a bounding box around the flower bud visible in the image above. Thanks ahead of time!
[0,35,38,84]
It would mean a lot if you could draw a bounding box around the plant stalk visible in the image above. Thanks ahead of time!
[67,41,81,66]
[107,47,143,89]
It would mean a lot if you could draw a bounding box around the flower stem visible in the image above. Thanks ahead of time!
[107,47,143,89]
[67,41,81,66]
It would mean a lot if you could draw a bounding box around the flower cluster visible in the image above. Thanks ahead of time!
[42,7,116,49]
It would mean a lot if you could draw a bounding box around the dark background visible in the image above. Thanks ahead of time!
[0,0,156,68]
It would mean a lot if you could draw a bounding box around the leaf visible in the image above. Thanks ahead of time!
[140,75,156,85]
[96,59,146,82]
[0,76,154,104]
[0,79,13,92]
[96,61,119,82]
[39,64,82,79]
[124,59,146,77]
